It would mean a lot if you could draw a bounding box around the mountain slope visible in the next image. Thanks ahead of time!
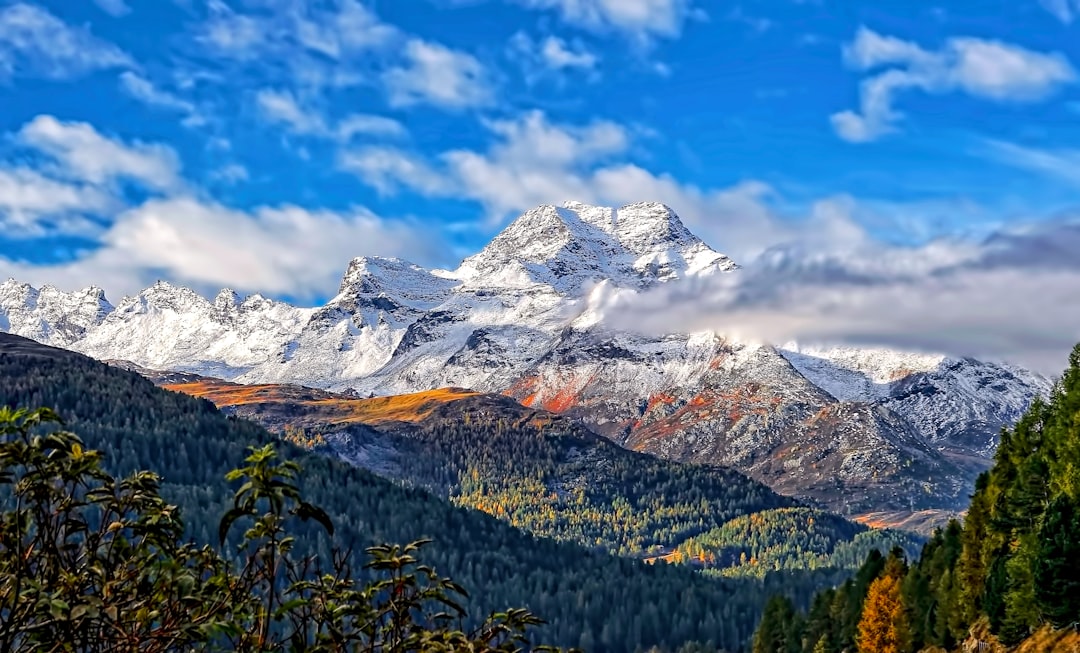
[130,367,916,566]
[1,331,851,653]
[0,201,1051,517]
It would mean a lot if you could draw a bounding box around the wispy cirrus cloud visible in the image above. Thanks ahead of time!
[833,27,1076,142]
[195,0,398,62]
[0,3,131,80]
[979,139,1080,187]
[118,72,207,127]
[1039,0,1080,23]
[255,88,407,140]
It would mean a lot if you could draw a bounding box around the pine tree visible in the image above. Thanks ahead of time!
[1046,344,1080,499]
[952,478,988,639]
[1034,494,1080,628]
[752,596,801,653]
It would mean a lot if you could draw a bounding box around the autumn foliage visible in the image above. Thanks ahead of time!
[856,571,908,653]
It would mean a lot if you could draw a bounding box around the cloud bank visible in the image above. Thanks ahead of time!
[600,217,1080,376]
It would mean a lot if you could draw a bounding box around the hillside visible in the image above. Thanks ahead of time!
[0,201,1050,519]
[132,366,921,571]
[1,331,854,653]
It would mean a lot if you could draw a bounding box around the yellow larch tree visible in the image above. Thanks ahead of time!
[857,573,909,653]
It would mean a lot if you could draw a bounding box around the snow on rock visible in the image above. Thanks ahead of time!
[0,279,112,346]
[779,344,1053,456]
[0,201,1053,512]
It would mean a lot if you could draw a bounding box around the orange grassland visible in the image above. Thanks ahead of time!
[162,380,481,428]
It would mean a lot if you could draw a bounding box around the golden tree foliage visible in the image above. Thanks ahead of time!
[856,573,908,653]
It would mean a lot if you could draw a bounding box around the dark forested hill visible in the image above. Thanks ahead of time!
[1,332,845,653]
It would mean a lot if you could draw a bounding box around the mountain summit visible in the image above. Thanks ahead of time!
[0,201,1050,515]
[454,201,735,292]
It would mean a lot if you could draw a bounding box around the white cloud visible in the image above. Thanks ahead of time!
[337,114,407,139]
[0,114,443,301]
[512,0,702,41]
[195,0,398,69]
[256,89,405,141]
[338,147,451,196]
[833,27,1076,142]
[197,3,271,59]
[384,39,493,109]
[211,164,250,184]
[345,107,1080,372]
[290,0,399,58]
[340,110,803,259]
[843,26,935,70]
[104,198,430,297]
[508,32,598,84]
[601,217,1080,375]
[0,3,131,79]
[0,114,186,237]
[119,72,205,126]
[192,1,498,115]
[0,197,437,301]
[1039,0,1080,23]
[17,116,182,191]
[0,168,114,236]
[256,88,327,135]
[93,0,131,17]
[538,35,598,69]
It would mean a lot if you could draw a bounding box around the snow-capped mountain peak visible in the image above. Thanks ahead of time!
[454,201,736,293]
[214,288,241,312]
[0,279,113,345]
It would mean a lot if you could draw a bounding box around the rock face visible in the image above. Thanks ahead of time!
[0,201,1052,514]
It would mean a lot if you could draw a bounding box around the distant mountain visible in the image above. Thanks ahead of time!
[0,201,1051,516]
[125,366,920,568]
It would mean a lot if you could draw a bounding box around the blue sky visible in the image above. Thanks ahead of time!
[2,0,1080,318]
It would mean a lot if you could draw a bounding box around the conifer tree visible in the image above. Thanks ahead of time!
[1034,495,1080,628]
[752,596,801,653]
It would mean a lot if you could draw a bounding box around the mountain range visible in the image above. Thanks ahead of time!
[0,200,1051,517]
